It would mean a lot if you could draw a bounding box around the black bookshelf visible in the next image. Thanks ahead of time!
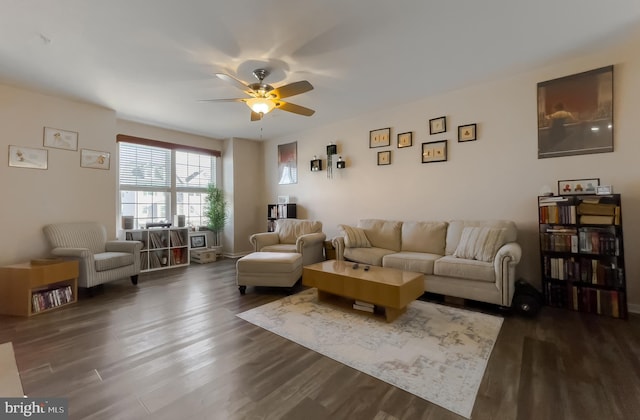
[267,203,297,232]
[538,194,626,318]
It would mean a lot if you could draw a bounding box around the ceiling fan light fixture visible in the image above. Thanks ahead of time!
[246,97,275,114]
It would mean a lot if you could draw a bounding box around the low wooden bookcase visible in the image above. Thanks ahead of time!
[0,260,79,317]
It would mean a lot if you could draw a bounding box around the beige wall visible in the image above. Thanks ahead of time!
[0,87,226,266]
[262,29,640,310]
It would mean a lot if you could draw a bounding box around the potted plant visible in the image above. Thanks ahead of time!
[204,183,228,255]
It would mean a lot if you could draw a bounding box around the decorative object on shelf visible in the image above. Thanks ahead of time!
[458,123,477,142]
[377,150,391,165]
[429,116,446,135]
[8,145,48,170]
[121,216,134,229]
[369,127,391,148]
[43,126,78,151]
[80,149,110,170]
[205,183,228,253]
[596,185,613,195]
[397,132,413,148]
[310,156,322,171]
[277,195,290,204]
[557,178,600,196]
[190,233,207,249]
[326,142,337,178]
[337,156,346,169]
[422,140,448,163]
[278,141,298,185]
[538,65,613,159]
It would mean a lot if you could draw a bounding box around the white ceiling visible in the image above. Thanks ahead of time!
[1,1,639,141]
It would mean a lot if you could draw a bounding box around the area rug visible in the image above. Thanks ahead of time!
[237,288,502,418]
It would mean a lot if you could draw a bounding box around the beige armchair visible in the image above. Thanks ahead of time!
[249,219,326,266]
[43,222,142,288]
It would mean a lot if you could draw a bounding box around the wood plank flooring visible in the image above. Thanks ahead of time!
[1,258,639,419]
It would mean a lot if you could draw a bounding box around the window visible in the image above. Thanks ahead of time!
[118,140,218,229]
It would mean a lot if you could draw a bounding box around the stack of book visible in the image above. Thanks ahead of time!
[577,199,620,225]
[353,300,375,313]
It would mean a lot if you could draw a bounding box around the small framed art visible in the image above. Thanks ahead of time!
[422,140,447,163]
[369,127,391,148]
[429,116,446,135]
[43,127,78,151]
[80,149,110,170]
[557,178,600,195]
[8,145,48,169]
[377,150,391,165]
[190,234,207,249]
[458,124,477,142]
[397,132,413,148]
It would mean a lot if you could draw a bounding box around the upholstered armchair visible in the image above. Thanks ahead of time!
[249,219,326,266]
[43,222,142,288]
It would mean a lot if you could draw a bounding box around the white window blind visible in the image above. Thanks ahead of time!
[119,143,171,188]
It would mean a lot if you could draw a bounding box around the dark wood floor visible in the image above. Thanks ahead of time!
[1,258,639,420]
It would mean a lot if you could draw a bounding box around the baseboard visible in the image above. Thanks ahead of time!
[628,303,640,314]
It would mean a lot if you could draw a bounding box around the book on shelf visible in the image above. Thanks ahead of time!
[353,303,375,313]
[577,202,617,216]
[579,215,614,225]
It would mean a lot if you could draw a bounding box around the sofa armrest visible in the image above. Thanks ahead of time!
[296,232,326,250]
[249,232,280,251]
[296,232,327,265]
[50,247,92,258]
[331,236,346,261]
[494,242,522,306]
[106,240,142,253]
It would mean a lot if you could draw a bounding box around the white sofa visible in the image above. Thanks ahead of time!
[332,219,522,307]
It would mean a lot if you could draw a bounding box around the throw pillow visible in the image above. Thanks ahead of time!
[339,225,371,248]
[454,226,506,262]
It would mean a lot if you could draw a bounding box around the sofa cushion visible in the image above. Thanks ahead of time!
[344,247,395,266]
[446,220,517,256]
[260,244,297,254]
[358,219,402,252]
[453,226,507,262]
[382,252,441,275]
[339,225,371,248]
[276,219,322,244]
[434,256,495,283]
[94,252,134,272]
[401,221,447,254]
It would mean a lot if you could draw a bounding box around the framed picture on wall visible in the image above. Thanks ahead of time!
[537,65,613,159]
[369,127,391,148]
[421,140,447,163]
[43,127,78,151]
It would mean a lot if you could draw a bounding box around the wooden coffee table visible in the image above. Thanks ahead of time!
[303,260,425,322]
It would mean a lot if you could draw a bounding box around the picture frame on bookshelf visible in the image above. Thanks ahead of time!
[557,178,600,195]
[190,234,207,249]
[537,65,614,159]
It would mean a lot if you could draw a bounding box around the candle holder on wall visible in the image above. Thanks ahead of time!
[336,156,346,169]
[310,155,322,171]
[326,143,337,178]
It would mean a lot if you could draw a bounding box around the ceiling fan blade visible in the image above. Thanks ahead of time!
[215,73,252,94]
[276,101,315,116]
[199,98,246,103]
[250,111,263,121]
[271,81,313,99]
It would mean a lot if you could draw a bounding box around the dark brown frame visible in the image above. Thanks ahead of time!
[429,116,446,135]
[421,140,447,163]
[397,132,413,148]
[377,150,391,165]
[369,127,391,148]
[458,124,477,142]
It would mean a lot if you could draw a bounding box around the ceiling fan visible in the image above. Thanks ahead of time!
[204,69,315,121]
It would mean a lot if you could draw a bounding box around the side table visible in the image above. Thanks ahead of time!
[0,260,79,316]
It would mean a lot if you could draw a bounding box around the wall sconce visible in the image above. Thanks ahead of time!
[310,155,322,171]
[326,143,337,178]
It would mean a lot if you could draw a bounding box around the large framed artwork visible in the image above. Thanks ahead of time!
[537,65,613,159]
[278,141,298,184]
